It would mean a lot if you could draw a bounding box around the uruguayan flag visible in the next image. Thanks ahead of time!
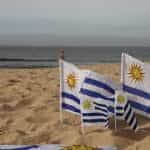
[121,53,150,117]
[0,145,40,150]
[0,145,117,150]
[80,96,109,127]
[59,59,89,115]
[80,71,119,115]
[115,90,138,131]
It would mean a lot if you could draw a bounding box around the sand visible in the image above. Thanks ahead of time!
[0,63,149,150]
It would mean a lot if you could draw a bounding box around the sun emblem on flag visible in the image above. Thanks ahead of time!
[128,63,144,82]
[82,99,93,110]
[66,72,78,89]
[117,94,125,104]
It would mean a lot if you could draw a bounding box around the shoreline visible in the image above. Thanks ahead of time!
[0,60,149,69]
[0,62,121,69]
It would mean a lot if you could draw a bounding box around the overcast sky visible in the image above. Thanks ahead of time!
[0,0,150,46]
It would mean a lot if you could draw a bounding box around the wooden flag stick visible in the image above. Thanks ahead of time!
[114,112,117,131]
[59,48,64,60]
[114,52,125,132]
[114,51,126,131]
[114,92,117,132]
[59,49,64,123]
[121,51,126,89]
[81,117,85,135]
[80,120,85,144]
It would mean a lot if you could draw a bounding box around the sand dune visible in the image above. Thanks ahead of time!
[0,64,149,149]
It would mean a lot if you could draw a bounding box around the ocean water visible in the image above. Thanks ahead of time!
[0,46,150,68]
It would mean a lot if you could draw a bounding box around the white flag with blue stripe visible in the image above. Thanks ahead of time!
[121,53,150,117]
[115,90,138,131]
[0,145,40,150]
[80,96,109,127]
[0,145,117,150]
[59,59,89,115]
[80,71,119,115]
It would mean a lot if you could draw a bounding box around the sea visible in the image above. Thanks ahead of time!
[0,46,150,68]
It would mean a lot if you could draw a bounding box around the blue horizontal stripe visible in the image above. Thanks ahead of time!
[62,102,80,114]
[95,106,108,113]
[2,146,39,150]
[116,112,123,116]
[94,102,107,109]
[123,84,150,100]
[82,113,107,117]
[62,92,80,104]
[108,106,114,114]
[80,88,114,102]
[128,100,150,114]
[84,78,115,94]
[83,118,108,123]
[116,106,124,110]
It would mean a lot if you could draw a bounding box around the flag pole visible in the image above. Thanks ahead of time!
[80,107,85,143]
[81,120,85,135]
[79,91,85,136]
[80,105,85,135]
[81,122,85,144]
[114,93,117,131]
[115,52,125,131]
[59,49,64,123]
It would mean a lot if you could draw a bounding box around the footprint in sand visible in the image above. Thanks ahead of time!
[15,129,27,136]
[8,79,21,83]
[6,119,14,125]
[1,103,14,111]
[114,72,119,76]
[15,99,33,109]
[25,113,49,124]
[0,126,9,135]
[50,139,61,144]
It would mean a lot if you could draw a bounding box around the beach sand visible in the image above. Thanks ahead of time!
[0,64,149,150]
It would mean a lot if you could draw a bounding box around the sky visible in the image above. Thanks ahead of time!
[0,0,150,46]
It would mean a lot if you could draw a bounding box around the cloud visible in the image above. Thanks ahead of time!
[0,0,150,46]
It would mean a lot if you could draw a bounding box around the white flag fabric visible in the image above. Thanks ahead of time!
[121,53,150,117]
[0,145,41,150]
[59,59,89,115]
[80,71,119,115]
[80,95,109,127]
[0,144,117,150]
[115,90,138,131]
